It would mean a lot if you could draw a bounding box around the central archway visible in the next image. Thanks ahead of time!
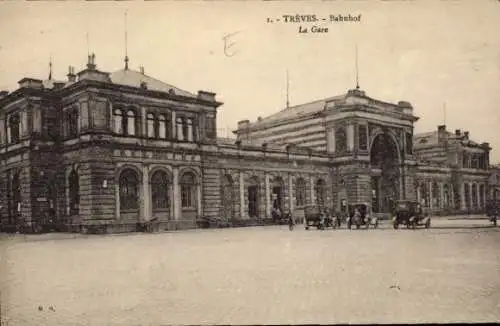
[370,132,400,213]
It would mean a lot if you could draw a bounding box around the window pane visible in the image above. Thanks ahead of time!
[158,115,166,139]
[114,110,123,134]
[127,111,135,136]
[147,118,155,138]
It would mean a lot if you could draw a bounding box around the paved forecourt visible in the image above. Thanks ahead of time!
[1,217,499,325]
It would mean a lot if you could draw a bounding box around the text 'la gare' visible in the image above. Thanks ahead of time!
[298,25,328,34]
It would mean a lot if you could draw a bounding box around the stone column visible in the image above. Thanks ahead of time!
[476,183,481,209]
[310,175,316,205]
[173,167,180,220]
[416,183,421,204]
[428,181,433,210]
[141,165,150,221]
[265,173,271,218]
[196,183,202,218]
[239,171,245,219]
[141,107,146,138]
[65,169,70,215]
[468,183,473,211]
[399,167,404,200]
[440,183,444,209]
[327,127,335,153]
[115,178,120,220]
[460,183,466,211]
[288,174,294,214]
[171,111,176,139]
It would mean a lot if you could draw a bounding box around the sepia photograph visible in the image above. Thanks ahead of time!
[0,0,499,325]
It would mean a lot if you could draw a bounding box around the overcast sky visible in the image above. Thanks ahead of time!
[0,1,499,162]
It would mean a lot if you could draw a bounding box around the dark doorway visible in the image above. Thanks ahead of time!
[370,133,400,213]
[248,185,259,218]
[272,186,282,210]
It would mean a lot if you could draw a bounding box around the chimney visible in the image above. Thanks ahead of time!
[139,66,145,75]
[455,129,461,137]
[197,90,216,102]
[67,66,76,82]
[18,78,43,89]
[86,53,97,70]
[464,131,469,140]
[398,101,413,115]
[437,125,446,143]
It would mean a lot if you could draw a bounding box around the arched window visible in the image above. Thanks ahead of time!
[158,114,167,139]
[186,118,193,142]
[147,113,155,138]
[315,179,327,207]
[151,170,169,210]
[335,127,347,153]
[472,184,478,208]
[221,175,234,218]
[421,182,429,207]
[8,113,20,143]
[68,108,79,138]
[8,169,21,224]
[69,169,79,215]
[126,110,136,136]
[119,169,139,210]
[113,109,124,134]
[180,172,196,208]
[176,117,184,141]
[443,184,450,208]
[464,184,471,209]
[296,178,306,206]
[432,182,440,208]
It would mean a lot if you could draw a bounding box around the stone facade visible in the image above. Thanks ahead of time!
[0,55,332,233]
[0,56,496,233]
[235,89,493,217]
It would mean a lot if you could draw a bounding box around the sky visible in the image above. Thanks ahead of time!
[0,1,499,162]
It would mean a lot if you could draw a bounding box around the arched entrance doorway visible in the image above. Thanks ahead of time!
[247,176,260,218]
[370,133,400,213]
[272,176,285,211]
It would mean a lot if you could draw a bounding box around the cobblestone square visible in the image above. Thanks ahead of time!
[1,219,500,325]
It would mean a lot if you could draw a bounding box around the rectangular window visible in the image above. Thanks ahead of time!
[358,125,368,150]
[181,185,194,208]
[147,119,155,138]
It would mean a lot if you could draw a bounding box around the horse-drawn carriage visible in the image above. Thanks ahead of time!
[304,205,340,230]
[485,200,499,226]
[346,203,379,229]
[392,200,431,229]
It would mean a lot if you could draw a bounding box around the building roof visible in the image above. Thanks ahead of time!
[252,94,347,126]
[109,69,197,98]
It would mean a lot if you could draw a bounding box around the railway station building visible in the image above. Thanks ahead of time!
[0,54,493,233]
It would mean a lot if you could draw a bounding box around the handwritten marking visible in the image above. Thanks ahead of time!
[222,31,241,57]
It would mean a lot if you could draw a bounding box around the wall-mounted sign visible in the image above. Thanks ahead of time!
[37,197,47,202]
